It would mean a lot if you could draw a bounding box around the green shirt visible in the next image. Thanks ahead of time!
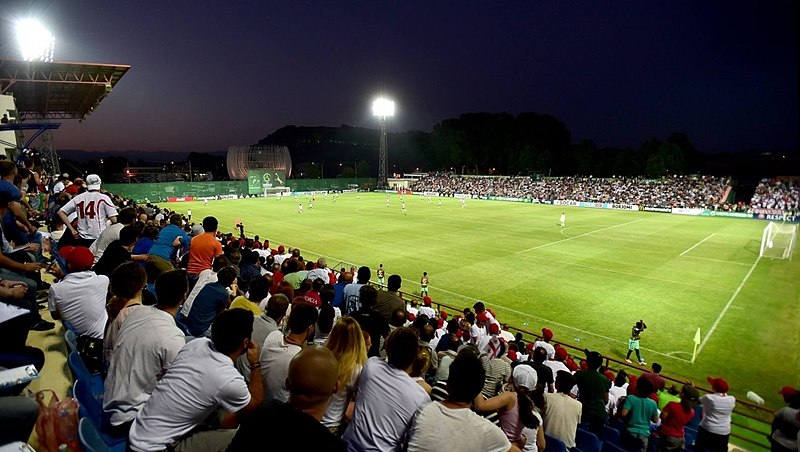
[657,390,681,410]
[574,369,609,422]
[283,271,308,289]
[622,395,659,436]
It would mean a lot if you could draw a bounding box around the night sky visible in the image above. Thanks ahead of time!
[0,0,797,154]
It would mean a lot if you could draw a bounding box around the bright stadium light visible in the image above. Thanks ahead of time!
[16,19,55,62]
[372,96,395,189]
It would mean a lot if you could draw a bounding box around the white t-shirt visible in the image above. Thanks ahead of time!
[259,330,301,403]
[543,392,582,448]
[699,393,736,435]
[48,271,109,338]
[180,268,216,317]
[321,364,362,429]
[342,357,430,451]
[89,222,125,263]
[128,338,250,451]
[52,181,66,194]
[418,305,436,319]
[544,360,571,377]
[521,410,544,452]
[59,190,118,240]
[306,267,331,283]
[103,306,186,426]
[407,402,511,452]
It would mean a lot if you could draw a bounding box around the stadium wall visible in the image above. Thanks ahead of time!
[104,178,376,202]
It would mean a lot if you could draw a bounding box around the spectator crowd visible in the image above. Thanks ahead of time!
[749,178,799,216]
[0,163,798,452]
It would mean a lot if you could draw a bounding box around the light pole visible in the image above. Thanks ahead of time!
[372,97,395,189]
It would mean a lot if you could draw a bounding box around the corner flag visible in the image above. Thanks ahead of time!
[691,328,701,364]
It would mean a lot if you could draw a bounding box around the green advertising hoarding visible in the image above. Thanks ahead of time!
[247,170,287,194]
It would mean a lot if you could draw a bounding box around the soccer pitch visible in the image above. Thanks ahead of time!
[178,192,798,407]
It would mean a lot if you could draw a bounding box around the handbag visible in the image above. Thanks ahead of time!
[34,390,80,452]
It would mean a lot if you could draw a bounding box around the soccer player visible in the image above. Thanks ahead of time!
[203,198,208,207]
[560,212,566,228]
[309,200,314,209]
[460,198,466,208]
[386,197,390,208]
[401,201,407,214]
[298,203,303,214]
[377,264,386,287]
[625,320,647,365]
[187,209,192,221]
[420,272,429,296]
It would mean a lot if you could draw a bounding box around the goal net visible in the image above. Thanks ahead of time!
[759,221,798,260]
[264,186,290,197]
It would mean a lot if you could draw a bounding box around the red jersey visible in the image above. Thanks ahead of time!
[659,401,694,437]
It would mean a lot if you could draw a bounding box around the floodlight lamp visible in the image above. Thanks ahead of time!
[16,19,55,62]
[372,98,395,118]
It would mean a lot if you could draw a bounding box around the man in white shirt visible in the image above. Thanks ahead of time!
[128,309,264,452]
[408,352,517,452]
[52,173,68,195]
[89,207,136,263]
[533,328,556,360]
[543,370,582,449]
[418,296,436,319]
[47,246,108,338]
[260,303,318,403]
[343,327,431,451]
[58,174,118,248]
[104,269,188,431]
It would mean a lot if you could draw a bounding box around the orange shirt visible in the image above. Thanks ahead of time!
[187,233,222,274]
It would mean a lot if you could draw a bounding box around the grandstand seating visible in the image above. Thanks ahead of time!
[601,424,621,446]
[67,351,104,397]
[575,428,602,452]
[544,434,568,452]
[78,417,127,452]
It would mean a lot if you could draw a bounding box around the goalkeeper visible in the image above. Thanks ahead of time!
[625,320,647,365]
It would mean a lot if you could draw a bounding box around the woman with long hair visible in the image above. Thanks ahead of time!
[322,316,368,436]
[473,365,546,451]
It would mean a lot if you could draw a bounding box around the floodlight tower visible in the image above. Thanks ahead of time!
[14,19,60,173]
[372,97,394,189]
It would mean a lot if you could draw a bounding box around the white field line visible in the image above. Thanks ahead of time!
[515,218,646,255]
[521,255,733,294]
[680,233,716,256]
[431,285,692,363]
[680,255,751,267]
[696,256,761,356]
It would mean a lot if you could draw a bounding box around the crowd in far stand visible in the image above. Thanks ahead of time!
[411,175,730,210]
[748,179,799,216]
[2,167,799,452]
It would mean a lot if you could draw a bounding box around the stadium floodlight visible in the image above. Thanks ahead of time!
[16,18,55,62]
[373,97,394,189]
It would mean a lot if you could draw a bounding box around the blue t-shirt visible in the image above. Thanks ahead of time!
[184,282,228,336]
[148,224,190,261]
[132,237,155,260]
[0,180,21,201]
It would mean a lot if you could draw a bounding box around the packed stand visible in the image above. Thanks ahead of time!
[1,168,789,452]
[411,174,730,209]
[749,178,800,215]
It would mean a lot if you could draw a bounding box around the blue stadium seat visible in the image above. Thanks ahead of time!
[544,434,567,452]
[685,426,698,450]
[67,351,104,395]
[74,380,126,450]
[602,440,626,452]
[65,329,78,354]
[602,424,621,446]
[576,428,603,452]
[78,417,127,452]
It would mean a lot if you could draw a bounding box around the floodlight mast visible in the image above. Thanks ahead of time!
[372,98,394,189]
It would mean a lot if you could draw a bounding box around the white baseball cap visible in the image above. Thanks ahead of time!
[86,174,102,190]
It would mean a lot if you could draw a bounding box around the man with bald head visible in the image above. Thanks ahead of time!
[228,346,346,450]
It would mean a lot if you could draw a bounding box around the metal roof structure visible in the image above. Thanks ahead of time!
[0,59,130,120]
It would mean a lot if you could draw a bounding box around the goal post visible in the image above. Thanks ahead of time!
[760,221,798,260]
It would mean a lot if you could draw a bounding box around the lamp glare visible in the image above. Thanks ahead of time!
[16,19,55,62]
[372,98,395,118]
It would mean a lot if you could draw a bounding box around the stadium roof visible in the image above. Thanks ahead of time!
[0,59,130,120]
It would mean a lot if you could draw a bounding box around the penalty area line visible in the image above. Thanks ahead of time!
[430,285,691,364]
[515,218,646,255]
[695,256,761,357]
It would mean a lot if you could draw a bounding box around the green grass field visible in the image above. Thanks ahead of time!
[178,192,798,410]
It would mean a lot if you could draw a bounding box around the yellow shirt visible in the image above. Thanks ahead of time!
[230,296,262,316]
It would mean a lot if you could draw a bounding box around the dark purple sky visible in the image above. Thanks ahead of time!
[1,1,797,154]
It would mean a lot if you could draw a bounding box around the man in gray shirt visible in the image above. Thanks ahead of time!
[236,294,289,381]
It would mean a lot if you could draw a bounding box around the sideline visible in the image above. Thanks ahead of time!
[695,256,761,356]
[679,233,716,256]
[515,218,646,254]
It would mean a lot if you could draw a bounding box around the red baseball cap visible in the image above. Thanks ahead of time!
[63,246,94,272]
[542,328,554,340]
[489,323,500,335]
[476,312,489,323]
[422,296,432,306]
[707,377,730,393]
[408,313,416,321]
[779,386,798,397]
[554,346,568,361]
[440,310,448,320]
[508,350,518,362]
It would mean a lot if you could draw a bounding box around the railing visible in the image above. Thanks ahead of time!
[373,282,773,450]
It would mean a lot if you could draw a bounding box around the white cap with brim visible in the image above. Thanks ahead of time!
[86,174,102,190]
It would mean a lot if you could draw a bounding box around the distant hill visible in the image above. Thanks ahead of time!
[59,149,227,163]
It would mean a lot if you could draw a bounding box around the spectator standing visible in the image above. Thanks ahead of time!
[618,376,659,451]
[574,350,610,435]
[658,384,700,452]
[695,377,736,452]
[543,371,582,449]
[186,216,223,277]
[374,274,405,321]
[351,285,389,358]
[58,174,118,248]
[147,213,190,272]
[343,266,370,315]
